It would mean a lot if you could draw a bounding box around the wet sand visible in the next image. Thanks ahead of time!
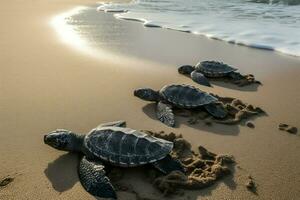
[1,0,300,200]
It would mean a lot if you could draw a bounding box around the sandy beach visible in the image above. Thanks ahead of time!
[1,0,300,200]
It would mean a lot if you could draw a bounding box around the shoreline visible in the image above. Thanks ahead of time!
[1,0,300,200]
[113,11,291,56]
[54,5,300,78]
[98,1,300,58]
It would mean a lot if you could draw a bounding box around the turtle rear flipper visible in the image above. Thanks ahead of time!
[97,120,126,129]
[204,103,228,119]
[228,71,244,80]
[152,155,185,174]
[156,102,175,127]
[79,156,116,199]
[191,71,211,87]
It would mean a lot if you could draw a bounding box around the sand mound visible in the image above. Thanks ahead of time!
[143,131,235,196]
[233,74,261,87]
[177,95,265,126]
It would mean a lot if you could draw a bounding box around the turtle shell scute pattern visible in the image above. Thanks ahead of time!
[84,127,173,167]
[195,61,237,78]
[159,84,217,109]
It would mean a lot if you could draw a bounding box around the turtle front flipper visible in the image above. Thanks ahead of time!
[152,155,185,174]
[204,103,228,119]
[191,71,211,87]
[97,120,126,129]
[156,102,175,127]
[79,156,117,199]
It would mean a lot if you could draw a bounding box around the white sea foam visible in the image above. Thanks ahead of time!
[99,0,300,57]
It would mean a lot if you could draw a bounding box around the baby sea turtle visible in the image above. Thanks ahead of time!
[178,61,249,87]
[134,84,227,127]
[44,121,184,199]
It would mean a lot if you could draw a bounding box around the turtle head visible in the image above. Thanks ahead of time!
[44,129,83,152]
[178,65,195,75]
[134,88,159,102]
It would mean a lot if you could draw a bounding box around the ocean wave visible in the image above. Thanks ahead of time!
[248,0,300,5]
[98,0,300,57]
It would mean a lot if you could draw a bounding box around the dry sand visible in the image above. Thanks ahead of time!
[1,0,300,200]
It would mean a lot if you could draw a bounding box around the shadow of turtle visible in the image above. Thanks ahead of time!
[44,153,79,193]
[180,117,240,136]
[142,103,240,136]
[108,165,237,200]
[141,103,158,121]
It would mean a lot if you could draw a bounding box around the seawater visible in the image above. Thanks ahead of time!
[98,0,300,57]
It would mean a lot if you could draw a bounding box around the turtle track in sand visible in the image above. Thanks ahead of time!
[145,131,235,195]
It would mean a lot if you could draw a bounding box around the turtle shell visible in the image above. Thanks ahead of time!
[195,61,237,78]
[159,84,217,109]
[83,127,173,167]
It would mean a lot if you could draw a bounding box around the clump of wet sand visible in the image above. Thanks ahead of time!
[179,95,265,126]
[245,175,257,194]
[246,121,255,128]
[0,176,14,188]
[237,74,261,87]
[278,123,298,134]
